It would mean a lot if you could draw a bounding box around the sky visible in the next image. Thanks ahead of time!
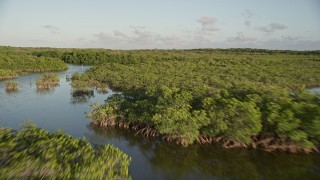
[0,0,320,50]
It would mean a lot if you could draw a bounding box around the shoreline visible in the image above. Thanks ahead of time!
[0,75,17,80]
[0,68,68,81]
[90,120,320,154]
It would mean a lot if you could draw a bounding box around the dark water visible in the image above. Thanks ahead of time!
[0,65,319,180]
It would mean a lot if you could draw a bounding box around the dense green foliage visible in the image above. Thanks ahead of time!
[0,47,67,79]
[29,47,320,67]
[0,69,17,79]
[0,123,131,179]
[0,53,67,71]
[79,52,320,91]
[1,46,320,151]
[77,49,320,150]
[71,72,108,93]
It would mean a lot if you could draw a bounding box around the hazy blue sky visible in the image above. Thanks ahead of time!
[0,0,319,50]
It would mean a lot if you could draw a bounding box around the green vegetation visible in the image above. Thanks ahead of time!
[0,123,131,179]
[71,73,96,92]
[36,73,60,89]
[70,73,108,104]
[71,72,108,93]
[0,69,17,80]
[1,46,320,152]
[74,49,320,152]
[0,46,67,80]
[5,81,19,91]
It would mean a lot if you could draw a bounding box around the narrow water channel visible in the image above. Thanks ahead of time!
[0,64,319,179]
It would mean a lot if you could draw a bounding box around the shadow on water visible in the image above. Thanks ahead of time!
[70,90,95,104]
[36,88,56,95]
[5,89,19,94]
[70,88,110,104]
[87,125,320,179]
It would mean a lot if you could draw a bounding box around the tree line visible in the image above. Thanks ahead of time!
[0,47,67,79]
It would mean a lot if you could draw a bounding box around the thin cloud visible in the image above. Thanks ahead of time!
[242,9,254,27]
[258,23,288,33]
[95,27,187,47]
[43,25,59,30]
[160,34,184,44]
[130,27,160,44]
[113,30,128,39]
[93,32,118,41]
[193,35,213,44]
[30,39,46,43]
[129,25,146,29]
[244,20,251,26]
[76,37,86,41]
[270,23,287,30]
[42,25,60,34]
[258,38,320,50]
[242,9,254,19]
[93,27,161,46]
[197,16,219,32]
[281,35,301,41]
[229,32,257,42]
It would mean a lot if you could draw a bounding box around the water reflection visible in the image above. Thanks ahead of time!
[70,88,109,105]
[66,74,72,82]
[70,90,95,104]
[5,89,19,94]
[87,125,320,179]
[36,88,56,95]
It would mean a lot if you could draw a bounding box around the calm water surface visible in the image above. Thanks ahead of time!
[0,64,319,179]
